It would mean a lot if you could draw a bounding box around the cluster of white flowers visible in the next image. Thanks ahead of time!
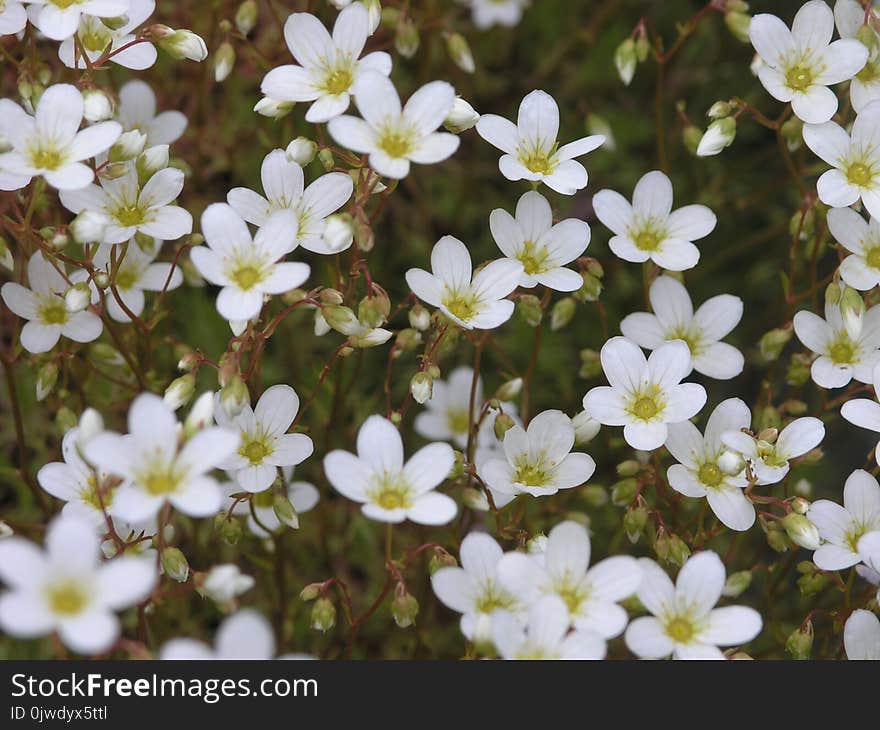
[1,0,879,662]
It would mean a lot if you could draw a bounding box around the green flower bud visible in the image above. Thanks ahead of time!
[235,0,258,35]
[786,353,812,387]
[666,535,691,567]
[286,137,317,166]
[579,349,602,379]
[518,294,543,327]
[36,361,59,402]
[214,41,235,82]
[445,32,474,73]
[64,282,92,314]
[574,273,602,302]
[429,548,457,574]
[153,26,209,61]
[611,477,639,506]
[582,484,608,507]
[785,621,813,659]
[163,373,196,410]
[299,582,323,601]
[494,412,516,440]
[395,17,419,58]
[614,37,637,85]
[550,297,577,331]
[781,513,821,550]
[318,147,335,171]
[311,597,336,632]
[759,327,793,361]
[722,570,752,598]
[624,506,648,543]
[410,371,433,404]
[725,11,752,43]
[697,117,736,156]
[683,124,704,155]
[391,585,419,628]
[495,377,523,401]
[273,493,300,530]
[161,547,190,583]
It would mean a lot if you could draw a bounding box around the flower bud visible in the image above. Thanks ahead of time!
[495,377,522,402]
[725,10,752,43]
[109,129,147,162]
[214,514,243,545]
[683,123,703,155]
[624,506,648,543]
[311,597,336,632]
[322,213,355,252]
[766,523,790,552]
[666,534,691,567]
[518,294,543,327]
[164,373,196,410]
[62,282,91,314]
[36,361,58,401]
[697,117,736,156]
[717,449,746,476]
[214,41,236,82]
[42,227,69,251]
[791,496,810,515]
[273,493,300,529]
[156,28,209,61]
[614,37,637,85]
[493,412,516,440]
[611,477,639,506]
[461,487,488,511]
[840,286,865,339]
[578,349,602,379]
[786,353,812,387]
[220,375,250,418]
[707,101,734,119]
[82,88,114,122]
[572,410,601,444]
[410,371,433,404]
[408,303,431,331]
[574,272,602,302]
[445,32,474,73]
[444,97,479,133]
[0,238,12,271]
[235,0,258,35]
[781,513,821,550]
[184,392,215,436]
[299,582,323,601]
[395,17,419,58]
[77,408,104,446]
[363,0,381,33]
[759,327,793,361]
[722,570,752,598]
[358,290,390,327]
[253,97,295,118]
[56,406,77,435]
[161,547,190,583]
[428,549,457,576]
[586,113,615,151]
[616,459,642,477]
[550,297,577,331]
[781,115,803,151]
[785,621,813,659]
[286,137,317,166]
[391,584,419,628]
[137,145,170,181]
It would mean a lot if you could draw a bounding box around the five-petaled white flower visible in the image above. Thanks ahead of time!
[227,149,353,253]
[793,299,880,388]
[190,203,310,322]
[60,164,193,244]
[476,89,604,195]
[749,0,868,123]
[214,385,313,493]
[827,207,880,290]
[0,513,156,655]
[721,416,825,485]
[0,84,121,191]
[803,100,880,218]
[478,410,596,498]
[621,275,744,380]
[58,0,158,71]
[844,608,880,660]
[261,3,392,123]
[489,190,590,291]
[328,72,460,179]
[405,235,523,330]
[1,251,103,354]
[624,552,762,660]
[583,337,707,452]
[665,398,755,531]
[593,170,716,271]
[26,0,130,41]
[431,531,524,642]
[807,469,880,571]
[323,414,456,525]
[90,241,183,322]
[84,393,240,522]
[492,595,607,660]
[116,79,188,147]
[497,520,641,638]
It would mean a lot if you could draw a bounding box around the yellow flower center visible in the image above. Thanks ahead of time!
[51,0,84,8]
[634,229,662,252]
[557,583,588,614]
[513,458,550,487]
[866,246,880,269]
[698,462,723,488]
[231,264,263,290]
[240,437,271,465]
[139,466,182,496]
[369,475,413,510]
[31,144,66,171]
[847,162,874,187]
[670,327,700,356]
[81,474,114,511]
[474,583,516,613]
[323,66,354,95]
[829,337,856,365]
[518,240,549,275]
[518,148,555,175]
[443,292,479,322]
[46,581,88,616]
[785,63,814,92]
[631,395,660,420]
[115,268,137,290]
[445,408,470,436]
[114,204,146,228]
[377,129,413,159]
[857,59,880,84]
[665,616,695,643]
[40,299,69,325]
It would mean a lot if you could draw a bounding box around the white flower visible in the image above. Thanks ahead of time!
[621,276,744,380]
[116,79,187,147]
[0,84,121,191]
[844,608,880,660]
[750,0,867,123]
[26,0,129,41]
[583,337,707,452]
[89,242,183,322]
[807,469,880,570]
[793,299,880,388]
[227,149,353,253]
[497,520,641,638]
[58,0,158,70]
[721,417,825,485]
[593,170,716,271]
[405,235,523,330]
[38,427,118,528]
[469,0,529,30]
[226,469,320,537]
[214,385,313,493]
[835,0,880,112]
[803,100,880,218]
[431,531,524,642]
[160,608,310,659]
[489,190,590,291]
[323,414,456,524]
[0,514,156,654]
[328,72,460,179]
[261,3,392,123]
[60,165,192,244]
[665,399,755,531]
[84,393,240,522]
[476,89,604,195]
[828,207,880,290]
[1,252,103,354]
[624,552,762,659]
[200,564,254,604]
[191,204,310,322]
[492,595,606,659]
[478,410,596,498]
[0,1,27,35]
